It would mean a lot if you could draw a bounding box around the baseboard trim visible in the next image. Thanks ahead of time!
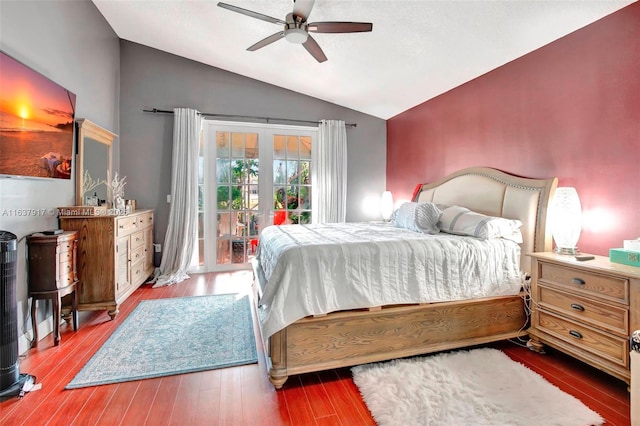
[18,315,53,355]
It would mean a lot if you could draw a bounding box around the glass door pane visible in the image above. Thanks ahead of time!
[273,134,312,225]
[198,122,315,272]
[213,131,260,266]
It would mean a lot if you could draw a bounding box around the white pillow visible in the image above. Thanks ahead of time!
[439,205,523,242]
[393,202,442,234]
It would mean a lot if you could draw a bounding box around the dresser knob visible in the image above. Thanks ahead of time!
[569,330,583,339]
[570,303,585,311]
[571,277,585,285]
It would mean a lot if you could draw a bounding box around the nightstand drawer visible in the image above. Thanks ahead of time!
[58,271,76,289]
[538,286,628,336]
[57,237,76,252]
[60,260,74,277]
[537,311,629,368]
[538,262,628,304]
[59,248,74,263]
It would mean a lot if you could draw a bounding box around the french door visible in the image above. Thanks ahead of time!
[196,121,315,271]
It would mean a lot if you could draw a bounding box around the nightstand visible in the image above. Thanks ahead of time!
[527,252,640,385]
[27,231,79,347]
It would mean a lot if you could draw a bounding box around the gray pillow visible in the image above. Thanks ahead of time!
[439,205,523,242]
[393,202,442,234]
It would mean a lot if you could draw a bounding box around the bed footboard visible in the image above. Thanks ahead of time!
[266,294,526,388]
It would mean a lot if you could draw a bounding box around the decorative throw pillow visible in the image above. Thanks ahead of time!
[439,205,523,242]
[393,202,442,234]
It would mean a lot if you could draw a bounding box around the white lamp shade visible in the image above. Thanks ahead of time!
[549,187,582,253]
[380,191,394,221]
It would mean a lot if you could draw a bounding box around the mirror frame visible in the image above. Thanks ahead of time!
[75,118,117,205]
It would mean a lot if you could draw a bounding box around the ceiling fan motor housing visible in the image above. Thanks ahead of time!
[284,13,309,44]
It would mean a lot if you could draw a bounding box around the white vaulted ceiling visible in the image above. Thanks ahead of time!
[92,0,635,119]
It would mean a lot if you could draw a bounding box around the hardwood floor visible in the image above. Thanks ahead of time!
[1,271,631,425]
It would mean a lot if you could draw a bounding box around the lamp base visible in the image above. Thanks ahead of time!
[554,247,580,255]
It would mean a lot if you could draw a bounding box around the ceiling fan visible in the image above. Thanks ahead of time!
[217,0,373,63]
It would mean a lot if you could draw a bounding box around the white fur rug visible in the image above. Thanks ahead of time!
[351,348,603,426]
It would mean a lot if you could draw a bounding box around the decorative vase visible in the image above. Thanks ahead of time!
[115,196,125,211]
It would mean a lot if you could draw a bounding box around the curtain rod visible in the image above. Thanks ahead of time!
[143,108,356,128]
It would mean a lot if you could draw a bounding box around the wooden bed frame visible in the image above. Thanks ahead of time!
[253,167,558,388]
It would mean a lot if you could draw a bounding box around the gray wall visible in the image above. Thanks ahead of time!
[0,0,119,352]
[119,41,387,248]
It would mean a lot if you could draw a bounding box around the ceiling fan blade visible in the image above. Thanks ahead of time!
[292,0,316,21]
[217,2,286,25]
[247,31,285,51]
[308,22,373,33]
[302,35,327,63]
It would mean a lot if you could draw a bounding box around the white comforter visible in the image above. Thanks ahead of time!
[255,222,522,339]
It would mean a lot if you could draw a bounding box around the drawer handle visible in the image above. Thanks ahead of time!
[119,225,124,229]
[571,277,585,285]
[569,330,583,339]
[570,303,585,311]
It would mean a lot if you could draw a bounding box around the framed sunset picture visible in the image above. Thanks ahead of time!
[0,51,77,179]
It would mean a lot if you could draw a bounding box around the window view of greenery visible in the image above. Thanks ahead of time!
[273,135,312,225]
[198,130,313,267]
[214,132,260,264]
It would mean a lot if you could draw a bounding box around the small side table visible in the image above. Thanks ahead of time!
[27,231,79,347]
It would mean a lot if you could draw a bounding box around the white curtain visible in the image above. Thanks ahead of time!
[153,108,202,287]
[312,119,347,223]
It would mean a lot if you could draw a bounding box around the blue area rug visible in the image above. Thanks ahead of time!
[66,294,257,389]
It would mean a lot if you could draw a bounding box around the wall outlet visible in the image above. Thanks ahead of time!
[166,194,171,203]
[153,243,161,252]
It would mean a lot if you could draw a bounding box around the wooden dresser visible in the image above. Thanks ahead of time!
[59,209,154,319]
[27,231,79,346]
[528,252,640,385]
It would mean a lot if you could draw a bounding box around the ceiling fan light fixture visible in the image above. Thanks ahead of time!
[284,27,308,44]
[217,1,372,62]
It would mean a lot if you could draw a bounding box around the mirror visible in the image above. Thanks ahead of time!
[75,118,116,205]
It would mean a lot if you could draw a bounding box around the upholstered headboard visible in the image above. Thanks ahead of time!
[413,167,558,273]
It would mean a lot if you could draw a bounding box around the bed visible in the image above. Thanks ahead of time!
[252,166,558,388]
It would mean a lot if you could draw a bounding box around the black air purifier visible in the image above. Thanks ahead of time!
[0,231,34,399]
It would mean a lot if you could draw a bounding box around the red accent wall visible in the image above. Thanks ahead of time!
[387,2,640,256]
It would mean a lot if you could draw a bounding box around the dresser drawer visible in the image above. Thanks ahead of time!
[537,310,629,368]
[130,245,145,264]
[137,211,153,228]
[538,262,628,304]
[131,230,145,249]
[130,260,148,286]
[117,216,139,236]
[538,286,628,336]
